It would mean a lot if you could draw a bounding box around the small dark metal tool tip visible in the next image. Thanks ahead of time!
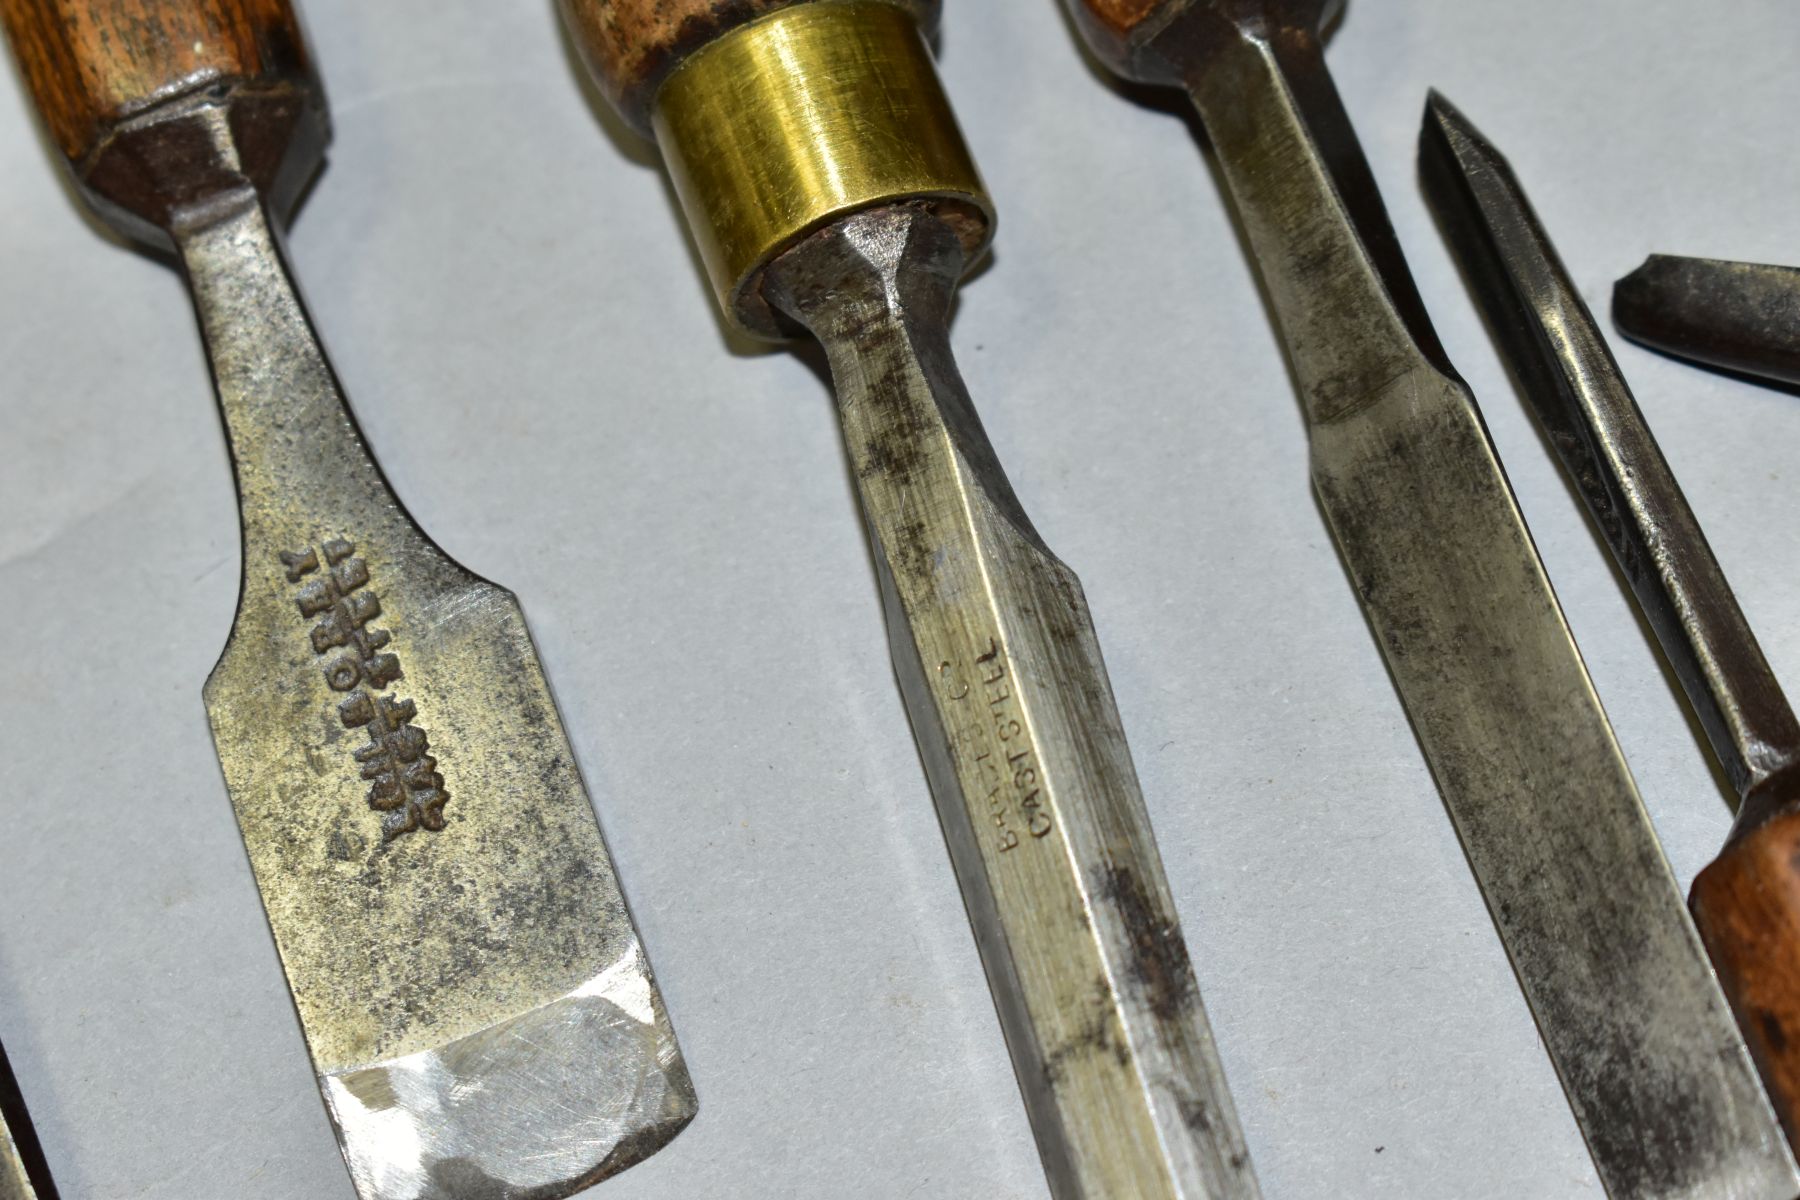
[1613,255,1800,387]
[0,1038,59,1200]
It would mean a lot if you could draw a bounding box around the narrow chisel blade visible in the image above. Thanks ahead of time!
[764,205,1259,1200]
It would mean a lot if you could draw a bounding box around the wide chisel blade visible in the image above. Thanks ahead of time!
[1058,3,1799,1195]
[0,1,694,1196]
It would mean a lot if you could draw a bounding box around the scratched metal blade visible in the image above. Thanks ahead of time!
[1149,10,1798,1197]
[1420,93,1800,835]
[1614,256,1800,388]
[186,182,693,1198]
[0,1039,56,1200]
[765,206,1259,1200]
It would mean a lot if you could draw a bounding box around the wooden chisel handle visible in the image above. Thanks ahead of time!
[0,0,324,244]
[1691,811,1800,1146]
[557,0,936,133]
[1064,0,1342,84]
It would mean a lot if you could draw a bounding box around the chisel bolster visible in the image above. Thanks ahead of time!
[0,0,324,248]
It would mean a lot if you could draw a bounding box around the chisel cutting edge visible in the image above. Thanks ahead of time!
[556,1,1258,1196]
[1061,5,1798,1197]
[0,1,694,1196]
[1421,90,1800,1171]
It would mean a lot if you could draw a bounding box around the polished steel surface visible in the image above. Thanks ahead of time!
[763,204,1259,1200]
[1614,257,1800,389]
[1091,5,1800,1196]
[1421,94,1800,838]
[0,1040,54,1200]
[652,0,991,338]
[167,104,692,1198]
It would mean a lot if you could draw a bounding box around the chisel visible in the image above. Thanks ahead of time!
[1060,4,1797,1196]
[0,1039,56,1200]
[0,1,694,1195]
[1420,91,1800,1158]
[554,1,1257,1196]
[1615,256,1800,388]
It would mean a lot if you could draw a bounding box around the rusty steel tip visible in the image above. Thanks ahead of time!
[1419,90,1503,196]
[1613,255,1800,388]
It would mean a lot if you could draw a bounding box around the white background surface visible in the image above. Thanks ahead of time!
[2,1,1797,1197]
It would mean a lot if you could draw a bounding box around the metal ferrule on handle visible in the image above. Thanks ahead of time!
[649,0,992,337]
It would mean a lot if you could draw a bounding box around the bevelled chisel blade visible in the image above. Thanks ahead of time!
[763,205,1259,1200]
[0,0,696,1193]
[1615,256,1800,388]
[193,196,695,1199]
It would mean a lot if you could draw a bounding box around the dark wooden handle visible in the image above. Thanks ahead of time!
[0,0,311,169]
[1063,0,1179,78]
[555,0,937,134]
[1062,0,1341,84]
[1691,809,1800,1150]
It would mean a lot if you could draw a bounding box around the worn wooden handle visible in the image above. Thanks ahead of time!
[1691,809,1800,1149]
[2,0,324,245]
[555,0,937,135]
[0,0,311,168]
[1063,0,1180,78]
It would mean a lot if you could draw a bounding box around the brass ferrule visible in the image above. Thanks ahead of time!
[651,0,994,339]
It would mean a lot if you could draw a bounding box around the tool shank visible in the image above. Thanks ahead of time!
[764,206,1258,1200]
[1106,10,1795,1197]
[1419,94,1800,1158]
[1614,257,1800,389]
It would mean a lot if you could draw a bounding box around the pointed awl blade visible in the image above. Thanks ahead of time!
[1419,93,1800,825]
